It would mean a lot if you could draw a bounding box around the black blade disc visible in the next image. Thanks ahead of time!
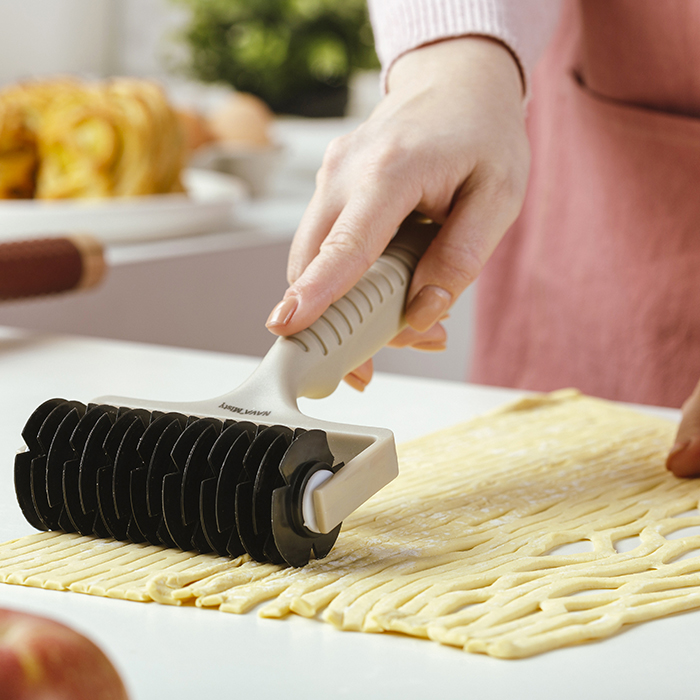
[215,430,253,533]
[28,456,56,529]
[208,428,253,557]
[20,398,71,452]
[25,401,85,529]
[97,466,128,540]
[160,418,221,551]
[252,434,292,565]
[161,471,194,550]
[181,419,222,525]
[79,411,118,536]
[112,412,150,520]
[95,410,149,541]
[144,414,188,548]
[208,421,256,478]
[199,477,229,555]
[63,404,118,534]
[235,425,292,562]
[13,398,69,531]
[63,458,96,534]
[46,407,84,515]
[132,412,186,545]
[129,468,161,543]
[144,414,186,517]
[14,451,46,531]
[198,421,255,556]
[270,430,342,567]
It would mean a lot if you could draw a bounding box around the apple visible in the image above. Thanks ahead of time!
[0,608,129,699]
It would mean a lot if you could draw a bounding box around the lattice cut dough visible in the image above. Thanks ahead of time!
[3,389,700,658]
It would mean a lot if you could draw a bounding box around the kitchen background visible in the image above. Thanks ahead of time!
[0,0,476,382]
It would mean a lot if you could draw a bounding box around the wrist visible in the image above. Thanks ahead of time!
[387,36,524,104]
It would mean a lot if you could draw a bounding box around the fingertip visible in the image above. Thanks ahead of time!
[389,322,447,349]
[344,373,368,392]
[343,358,373,391]
[412,341,447,352]
[666,441,689,473]
[666,437,700,477]
[354,359,373,382]
[265,295,299,334]
[405,286,452,333]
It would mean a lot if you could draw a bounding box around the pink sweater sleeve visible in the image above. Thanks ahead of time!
[368,0,562,93]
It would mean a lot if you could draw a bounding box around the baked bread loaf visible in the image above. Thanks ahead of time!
[0,78,185,199]
[0,97,38,198]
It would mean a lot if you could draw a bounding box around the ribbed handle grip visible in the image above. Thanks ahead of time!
[0,235,105,301]
[278,214,439,400]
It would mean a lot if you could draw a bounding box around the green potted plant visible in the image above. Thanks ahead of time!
[171,0,379,117]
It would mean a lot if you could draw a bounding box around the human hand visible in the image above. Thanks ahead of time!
[266,36,529,389]
[666,378,700,477]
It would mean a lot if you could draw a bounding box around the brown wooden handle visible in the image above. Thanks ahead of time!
[0,235,106,301]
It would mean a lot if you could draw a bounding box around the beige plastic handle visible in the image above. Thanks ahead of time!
[267,214,439,403]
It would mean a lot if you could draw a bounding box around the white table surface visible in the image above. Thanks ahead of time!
[0,327,695,700]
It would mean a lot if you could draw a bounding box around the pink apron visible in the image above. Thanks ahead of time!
[471,0,700,408]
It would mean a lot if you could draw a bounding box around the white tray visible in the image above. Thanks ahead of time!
[0,169,247,244]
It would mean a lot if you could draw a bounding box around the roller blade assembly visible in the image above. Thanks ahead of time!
[15,398,343,567]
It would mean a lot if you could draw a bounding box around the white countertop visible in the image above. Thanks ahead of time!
[0,327,694,700]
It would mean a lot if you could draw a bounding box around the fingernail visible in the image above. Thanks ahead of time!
[412,341,447,352]
[666,440,690,470]
[344,373,367,392]
[266,296,298,329]
[405,286,452,333]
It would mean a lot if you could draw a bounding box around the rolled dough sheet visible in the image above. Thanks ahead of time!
[2,390,700,659]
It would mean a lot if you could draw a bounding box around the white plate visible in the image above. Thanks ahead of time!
[0,169,248,244]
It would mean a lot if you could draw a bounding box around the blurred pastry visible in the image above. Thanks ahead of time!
[100,78,185,197]
[0,77,186,200]
[0,98,38,198]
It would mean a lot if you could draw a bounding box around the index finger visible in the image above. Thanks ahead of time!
[266,185,418,336]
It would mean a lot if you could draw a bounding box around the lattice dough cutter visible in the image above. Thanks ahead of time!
[15,216,437,567]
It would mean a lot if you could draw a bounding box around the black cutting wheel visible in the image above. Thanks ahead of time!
[14,398,343,567]
[270,430,343,567]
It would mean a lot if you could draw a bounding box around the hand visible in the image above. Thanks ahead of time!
[266,36,529,389]
[666,378,700,477]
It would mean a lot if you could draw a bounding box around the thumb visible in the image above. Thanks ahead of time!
[666,379,700,477]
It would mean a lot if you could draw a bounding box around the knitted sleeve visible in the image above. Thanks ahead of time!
[367,0,562,93]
